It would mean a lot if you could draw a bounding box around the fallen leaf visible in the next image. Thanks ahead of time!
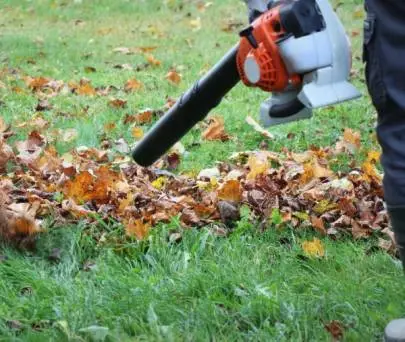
[311,216,326,235]
[245,116,274,140]
[109,98,127,109]
[302,238,325,257]
[166,70,182,85]
[62,129,78,143]
[124,78,143,92]
[217,180,242,202]
[125,219,150,240]
[146,54,161,66]
[113,47,133,55]
[0,118,9,133]
[324,320,344,341]
[0,139,14,172]
[247,153,268,180]
[189,17,202,31]
[131,126,144,139]
[202,116,230,141]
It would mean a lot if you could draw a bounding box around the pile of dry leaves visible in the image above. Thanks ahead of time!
[0,114,395,253]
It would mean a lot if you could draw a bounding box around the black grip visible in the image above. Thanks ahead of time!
[132,45,240,167]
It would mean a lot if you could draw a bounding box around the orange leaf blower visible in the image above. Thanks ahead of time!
[132,0,360,167]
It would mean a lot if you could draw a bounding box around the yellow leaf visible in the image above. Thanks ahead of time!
[152,176,167,190]
[247,154,268,180]
[189,17,202,31]
[302,238,325,257]
[131,127,144,139]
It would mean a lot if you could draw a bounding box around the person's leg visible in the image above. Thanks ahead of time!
[363,0,405,340]
[364,0,405,267]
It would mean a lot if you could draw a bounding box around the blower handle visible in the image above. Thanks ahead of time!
[132,45,240,167]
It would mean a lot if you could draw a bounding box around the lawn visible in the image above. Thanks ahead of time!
[0,0,404,341]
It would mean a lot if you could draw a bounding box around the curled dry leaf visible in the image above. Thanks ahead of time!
[202,116,230,142]
[245,116,274,140]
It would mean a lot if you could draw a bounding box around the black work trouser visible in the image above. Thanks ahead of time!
[364,0,405,209]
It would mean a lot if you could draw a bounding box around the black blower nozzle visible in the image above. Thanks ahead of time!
[132,45,240,167]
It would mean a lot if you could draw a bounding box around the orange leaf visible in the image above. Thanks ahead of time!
[26,76,49,91]
[125,219,150,240]
[76,82,97,96]
[202,116,229,141]
[217,180,242,202]
[134,110,153,124]
[166,70,182,85]
[124,78,143,92]
[146,54,161,66]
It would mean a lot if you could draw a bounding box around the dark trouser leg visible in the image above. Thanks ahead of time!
[364,0,405,268]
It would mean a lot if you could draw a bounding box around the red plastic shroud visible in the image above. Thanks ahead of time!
[236,5,301,92]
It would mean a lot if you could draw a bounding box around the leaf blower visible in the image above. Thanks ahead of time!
[132,0,361,167]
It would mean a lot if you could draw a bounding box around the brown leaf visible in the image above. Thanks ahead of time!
[310,216,326,235]
[181,208,201,226]
[109,98,127,109]
[324,320,344,341]
[0,139,14,172]
[202,116,230,141]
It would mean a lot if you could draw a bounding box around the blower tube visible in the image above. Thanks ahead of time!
[132,45,240,167]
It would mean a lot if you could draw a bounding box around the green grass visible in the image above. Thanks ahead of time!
[1,0,404,341]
